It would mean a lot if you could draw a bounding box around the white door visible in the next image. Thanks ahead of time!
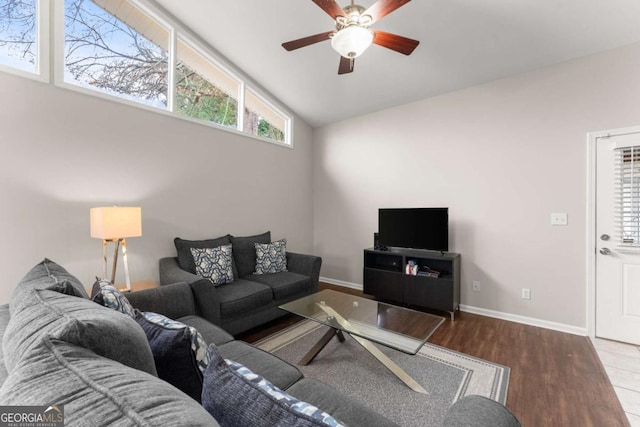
[596,131,640,345]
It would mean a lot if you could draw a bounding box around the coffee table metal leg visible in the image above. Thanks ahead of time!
[299,327,339,366]
[311,304,429,394]
[336,330,346,342]
[349,334,429,394]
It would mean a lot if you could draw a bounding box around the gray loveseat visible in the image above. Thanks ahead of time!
[0,259,521,426]
[160,232,322,335]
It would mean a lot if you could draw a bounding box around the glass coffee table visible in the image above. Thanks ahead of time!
[279,289,444,394]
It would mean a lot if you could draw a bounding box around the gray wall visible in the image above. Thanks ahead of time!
[4,40,640,331]
[0,72,315,302]
[312,42,640,330]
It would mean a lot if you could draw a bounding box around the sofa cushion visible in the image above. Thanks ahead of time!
[0,337,218,426]
[202,345,343,427]
[441,395,521,427]
[286,378,400,427]
[247,271,313,300]
[178,315,234,346]
[90,279,136,318]
[136,311,209,402]
[217,279,272,318]
[191,245,235,286]
[174,235,235,276]
[231,231,271,277]
[125,281,196,320]
[10,259,88,314]
[4,260,156,375]
[254,239,288,274]
[218,340,302,391]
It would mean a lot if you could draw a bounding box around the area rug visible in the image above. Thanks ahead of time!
[256,320,510,427]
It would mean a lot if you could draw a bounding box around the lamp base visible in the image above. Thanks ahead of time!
[102,238,132,291]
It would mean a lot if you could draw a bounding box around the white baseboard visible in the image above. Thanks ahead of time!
[459,305,587,336]
[319,277,588,336]
[319,276,363,290]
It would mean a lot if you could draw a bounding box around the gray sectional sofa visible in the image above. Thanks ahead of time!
[160,232,322,335]
[0,258,521,426]
[0,259,396,426]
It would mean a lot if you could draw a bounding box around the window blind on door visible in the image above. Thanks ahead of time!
[615,146,640,247]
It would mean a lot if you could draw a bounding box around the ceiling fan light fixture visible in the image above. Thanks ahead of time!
[281,0,418,75]
[331,25,374,58]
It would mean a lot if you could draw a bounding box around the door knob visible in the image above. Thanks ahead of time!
[599,248,611,255]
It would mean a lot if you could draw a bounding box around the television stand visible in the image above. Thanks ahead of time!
[363,247,460,320]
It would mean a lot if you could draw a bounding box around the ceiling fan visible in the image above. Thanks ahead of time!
[282,0,419,75]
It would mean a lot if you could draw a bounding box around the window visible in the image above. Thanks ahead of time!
[60,0,291,145]
[244,88,288,143]
[616,146,640,247]
[0,0,293,146]
[0,0,38,73]
[175,38,239,128]
[64,0,169,108]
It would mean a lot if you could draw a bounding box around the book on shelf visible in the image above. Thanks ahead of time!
[417,267,440,278]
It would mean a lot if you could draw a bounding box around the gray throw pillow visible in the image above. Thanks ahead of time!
[191,245,234,286]
[48,281,87,298]
[230,231,271,277]
[0,337,217,426]
[10,259,88,314]
[254,239,288,274]
[174,235,232,273]
[4,262,156,376]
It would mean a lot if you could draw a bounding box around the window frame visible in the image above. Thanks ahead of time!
[54,0,172,111]
[48,0,293,148]
[0,0,50,82]
[165,13,293,147]
[174,33,242,130]
[615,145,640,248]
[244,86,292,148]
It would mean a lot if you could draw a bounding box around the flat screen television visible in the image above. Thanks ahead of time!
[378,208,448,252]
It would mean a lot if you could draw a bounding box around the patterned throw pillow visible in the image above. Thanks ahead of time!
[254,239,288,274]
[191,245,234,286]
[91,279,136,318]
[136,311,210,402]
[202,345,346,427]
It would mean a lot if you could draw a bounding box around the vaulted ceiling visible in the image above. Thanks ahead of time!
[154,0,640,127]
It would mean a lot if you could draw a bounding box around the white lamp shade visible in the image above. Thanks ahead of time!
[331,26,374,58]
[90,207,142,240]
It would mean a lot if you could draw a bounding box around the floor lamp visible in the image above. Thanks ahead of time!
[90,206,142,291]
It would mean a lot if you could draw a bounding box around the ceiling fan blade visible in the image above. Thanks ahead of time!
[282,31,334,51]
[338,56,354,74]
[363,0,411,24]
[312,0,346,20]
[372,30,419,55]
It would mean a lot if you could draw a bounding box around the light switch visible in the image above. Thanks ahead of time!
[550,213,568,226]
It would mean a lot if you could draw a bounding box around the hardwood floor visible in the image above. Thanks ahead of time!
[237,283,629,427]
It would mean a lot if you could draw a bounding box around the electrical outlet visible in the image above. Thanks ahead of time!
[472,280,481,292]
[522,288,531,300]
[550,213,568,226]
